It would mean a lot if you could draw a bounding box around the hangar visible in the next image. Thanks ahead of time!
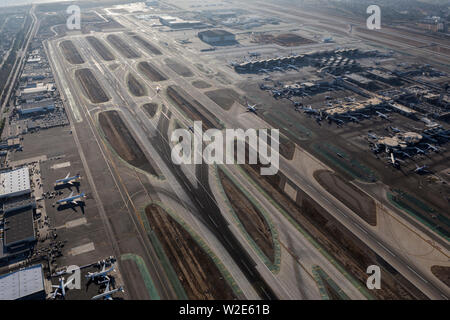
[0,264,45,300]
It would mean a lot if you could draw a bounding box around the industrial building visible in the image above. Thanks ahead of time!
[198,30,236,45]
[20,83,55,96]
[0,264,45,300]
[18,100,55,115]
[159,15,203,29]
[0,167,31,199]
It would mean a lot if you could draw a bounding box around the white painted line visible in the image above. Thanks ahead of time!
[65,217,87,229]
[51,162,71,170]
[68,242,95,256]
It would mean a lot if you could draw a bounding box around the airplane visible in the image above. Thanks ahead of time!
[86,261,115,283]
[368,132,378,140]
[390,126,401,133]
[245,100,259,114]
[336,153,345,159]
[49,277,75,299]
[56,191,85,205]
[55,173,81,186]
[414,164,429,174]
[259,68,270,74]
[388,153,402,168]
[395,150,411,158]
[343,115,359,123]
[327,115,344,126]
[91,282,124,300]
[376,111,389,120]
[272,90,283,98]
[414,147,426,155]
[302,105,320,115]
[272,66,285,72]
[287,64,298,71]
[354,113,370,119]
[426,144,439,152]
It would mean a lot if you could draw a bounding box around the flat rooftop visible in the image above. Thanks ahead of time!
[3,208,35,247]
[0,167,31,199]
[0,264,44,300]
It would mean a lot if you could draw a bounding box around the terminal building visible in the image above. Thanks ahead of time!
[198,30,236,45]
[0,264,45,300]
[0,167,36,263]
[0,167,31,199]
[159,15,203,29]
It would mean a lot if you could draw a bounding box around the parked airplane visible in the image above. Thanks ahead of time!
[86,261,115,283]
[56,191,85,205]
[287,64,298,71]
[388,153,402,168]
[343,115,359,123]
[376,111,389,120]
[245,101,259,114]
[415,147,426,155]
[272,67,284,72]
[55,173,80,186]
[426,144,439,152]
[302,105,320,115]
[49,277,75,299]
[368,132,378,140]
[91,282,124,300]
[390,126,401,133]
[414,164,429,174]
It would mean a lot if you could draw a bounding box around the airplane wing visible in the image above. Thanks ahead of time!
[69,191,74,198]
[64,276,75,288]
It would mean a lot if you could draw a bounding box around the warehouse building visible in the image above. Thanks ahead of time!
[198,30,236,45]
[0,265,45,300]
[18,100,55,115]
[0,167,31,199]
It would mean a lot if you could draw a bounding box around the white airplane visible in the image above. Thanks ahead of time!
[91,282,124,300]
[272,66,285,72]
[414,164,428,174]
[426,144,439,152]
[49,277,75,299]
[56,191,85,205]
[415,147,426,155]
[388,153,402,167]
[245,100,259,114]
[86,261,115,283]
[55,173,81,186]
[376,111,389,120]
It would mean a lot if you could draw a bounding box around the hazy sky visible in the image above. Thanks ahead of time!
[0,0,73,8]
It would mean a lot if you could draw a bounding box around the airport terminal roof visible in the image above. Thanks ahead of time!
[3,208,35,247]
[0,167,31,199]
[199,29,234,37]
[0,264,44,300]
